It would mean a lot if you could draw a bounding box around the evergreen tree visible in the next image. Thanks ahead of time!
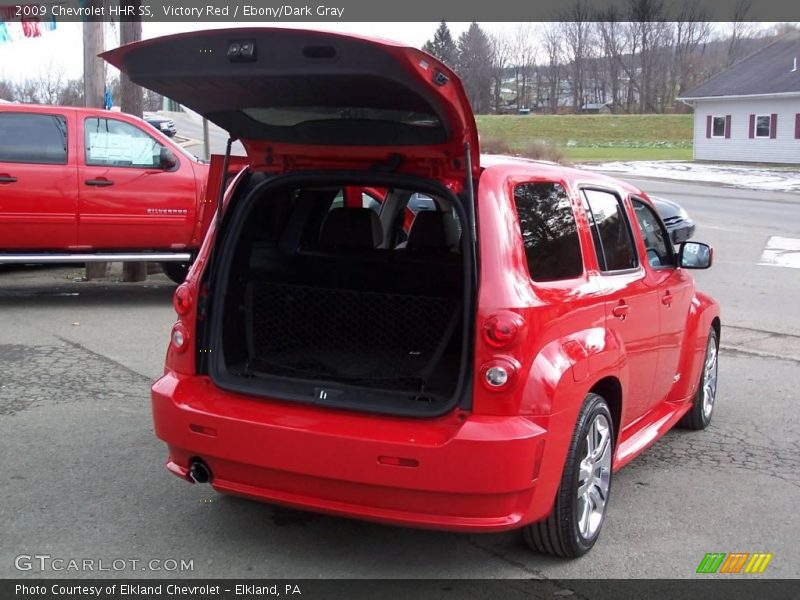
[456,23,494,114]
[422,21,458,68]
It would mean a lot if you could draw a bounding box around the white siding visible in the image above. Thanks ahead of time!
[692,96,800,164]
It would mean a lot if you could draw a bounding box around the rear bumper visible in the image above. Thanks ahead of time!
[152,372,554,532]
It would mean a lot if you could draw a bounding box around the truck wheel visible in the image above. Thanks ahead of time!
[677,327,719,430]
[523,393,614,558]
[160,261,191,284]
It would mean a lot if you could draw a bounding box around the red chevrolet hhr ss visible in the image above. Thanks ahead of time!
[105,28,720,557]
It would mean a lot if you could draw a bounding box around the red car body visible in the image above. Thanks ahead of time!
[0,104,210,274]
[105,28,720,552]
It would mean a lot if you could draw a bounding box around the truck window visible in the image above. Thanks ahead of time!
[84,117,164,169]
[513,182,583,282]
[0,112,67,165]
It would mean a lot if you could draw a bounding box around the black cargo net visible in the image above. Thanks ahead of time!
[245,281,460,391]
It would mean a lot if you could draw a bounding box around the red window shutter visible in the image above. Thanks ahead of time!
[795,113,800,139]
[749,114,755,138]
[725,115,731,138]
[770,113,778,139]
[706,115,712,138]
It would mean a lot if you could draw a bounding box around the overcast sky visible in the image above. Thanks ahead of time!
[0,21,779,85]
[0,22,484,83]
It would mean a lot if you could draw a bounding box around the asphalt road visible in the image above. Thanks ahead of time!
[1,180,799,581]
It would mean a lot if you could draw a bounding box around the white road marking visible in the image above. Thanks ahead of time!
[758,236,800,269]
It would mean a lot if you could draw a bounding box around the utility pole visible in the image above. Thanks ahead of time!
[119,0,147,282]
[82,1,106,281]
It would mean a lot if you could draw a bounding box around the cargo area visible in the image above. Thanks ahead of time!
[208,177,472,415]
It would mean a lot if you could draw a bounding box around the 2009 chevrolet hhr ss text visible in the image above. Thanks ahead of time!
[104,28,720,557]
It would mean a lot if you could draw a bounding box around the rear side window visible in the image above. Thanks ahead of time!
[0,112,67,164]
[84,117,163,168]
[513,182,583,282]
[582,189,638,272]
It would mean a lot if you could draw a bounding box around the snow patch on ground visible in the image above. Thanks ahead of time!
[579,161,800,193]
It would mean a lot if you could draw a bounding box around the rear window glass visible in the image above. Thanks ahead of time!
[513,182,583,282]
[243,107,441,128]
[0,112,67,164]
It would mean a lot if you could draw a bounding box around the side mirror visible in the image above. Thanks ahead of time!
[159,147,178,170]
[679,241,713,269]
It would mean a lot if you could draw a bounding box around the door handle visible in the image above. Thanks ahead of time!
[0,175,17,184]
[662,291,674,307]
[85,178,114,187]
[612,301,630,320]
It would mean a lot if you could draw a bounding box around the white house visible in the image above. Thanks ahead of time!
[678,31,800,164]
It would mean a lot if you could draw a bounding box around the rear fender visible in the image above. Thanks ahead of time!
[516,328,620,518]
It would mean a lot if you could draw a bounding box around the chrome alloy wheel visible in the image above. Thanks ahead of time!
[701,336,719,420]
[577,413,612,539]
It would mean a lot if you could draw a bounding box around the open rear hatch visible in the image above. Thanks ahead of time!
[102,28,479,178]
[104,29,479,416]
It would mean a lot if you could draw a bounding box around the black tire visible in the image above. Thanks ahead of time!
[677,327,719,430]
[160,261,191,284]
[523,393,614,558]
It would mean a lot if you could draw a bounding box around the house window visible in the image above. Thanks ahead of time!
[712,116,727,138]
[755,115,771,138]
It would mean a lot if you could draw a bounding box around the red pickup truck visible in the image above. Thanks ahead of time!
[0,104,212,282]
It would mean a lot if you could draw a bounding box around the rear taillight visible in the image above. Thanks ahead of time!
[173,283,193,316]
[482,311,524,348]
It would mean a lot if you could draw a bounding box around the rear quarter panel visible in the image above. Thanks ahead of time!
[474,164,624,515]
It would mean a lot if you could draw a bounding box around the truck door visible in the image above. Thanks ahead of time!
[77,115,196,250]
[0,109,78,249]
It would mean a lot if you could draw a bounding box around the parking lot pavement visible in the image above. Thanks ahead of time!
[1,265,798,579]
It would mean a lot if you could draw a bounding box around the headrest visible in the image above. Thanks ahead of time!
[407,211,459,251]
[319,207,383,249]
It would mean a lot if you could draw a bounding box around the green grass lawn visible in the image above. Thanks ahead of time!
[476,114,694,162]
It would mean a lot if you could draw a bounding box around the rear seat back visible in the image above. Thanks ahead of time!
[319,207,383,249]
[405,210,460,252]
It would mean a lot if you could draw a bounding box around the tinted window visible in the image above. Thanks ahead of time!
[513,182,583,281]
[582,189,638,272]
[633,199,674,268]
[84,117,164,168]
[0,112,67,164]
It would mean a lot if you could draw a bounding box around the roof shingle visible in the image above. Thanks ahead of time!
[680,31,800,98]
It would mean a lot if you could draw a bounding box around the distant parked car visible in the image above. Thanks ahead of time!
[650,196,695,244]
[145,114,177,137]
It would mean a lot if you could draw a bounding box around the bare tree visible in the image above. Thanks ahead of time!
[512,24,537,111]
[542,24,564,113]
[13,79,40,104]
[560,0,595,113]
[36,62,65,105]
[58,78,85,106]
[597,6,627,111]
[0,79,15,101]
[489,30,513,113]
[727,0,753,66]
[672,2,711,109]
